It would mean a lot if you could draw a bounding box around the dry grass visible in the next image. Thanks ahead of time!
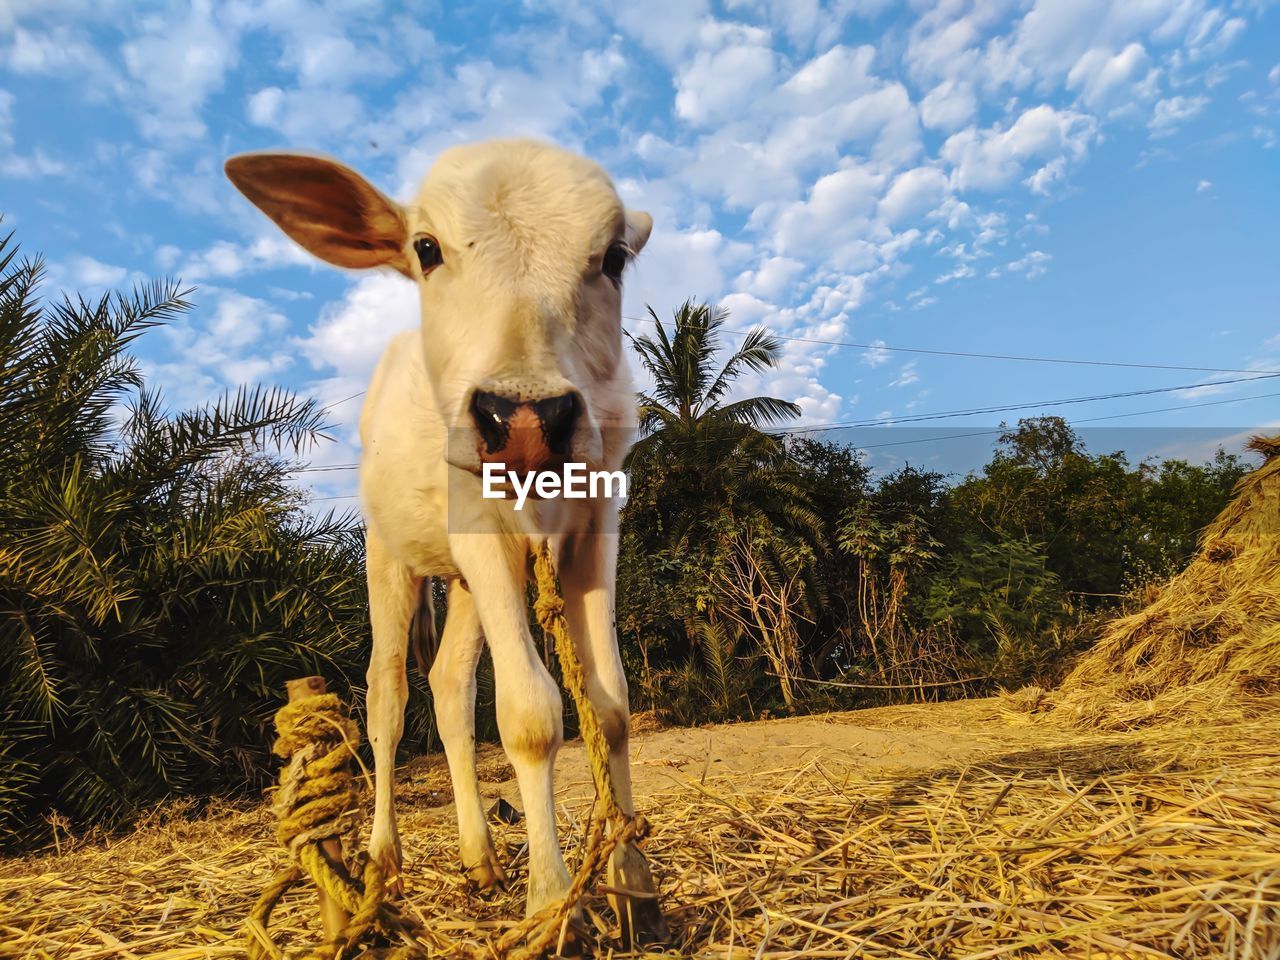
[6,439,1279,959]
[5,706,1280,959]
[1047,435,1280,731]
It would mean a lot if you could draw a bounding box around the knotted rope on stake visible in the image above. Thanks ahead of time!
[245,686,429,960]
[243,541,665,959]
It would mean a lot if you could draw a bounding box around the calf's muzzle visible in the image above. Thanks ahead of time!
[469,389,581,476]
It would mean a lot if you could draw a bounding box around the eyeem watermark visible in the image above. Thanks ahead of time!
[482,462,627,510]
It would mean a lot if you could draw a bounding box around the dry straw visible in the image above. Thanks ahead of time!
[4,437,1280,958]
[1048,434,1280,730]
[5,708,1280,958]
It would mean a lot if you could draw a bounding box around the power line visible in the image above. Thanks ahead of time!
[785,373,1280,434]
[290,375,1279,475]
[296,387,1280,504]
[850,389,1280,451]
[623,314,1280,376]
[307,320,1273,444]
[326,390,365,409]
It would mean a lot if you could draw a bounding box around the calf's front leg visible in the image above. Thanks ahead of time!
[365,530,417,894]
[561,520,669,947]
[450,532,571,916]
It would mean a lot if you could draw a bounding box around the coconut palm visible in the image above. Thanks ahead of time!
[620,301,823,708]
[0,232,376,845]
[623,300,820,542]
[626,300,801,468]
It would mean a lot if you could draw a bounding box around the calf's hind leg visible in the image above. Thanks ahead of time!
[365,530,417,894]
[428,578,506,889]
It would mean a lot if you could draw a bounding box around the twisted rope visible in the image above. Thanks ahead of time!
[245,693,429,960]
[244,542,652,960]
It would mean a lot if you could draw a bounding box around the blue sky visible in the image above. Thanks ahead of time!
[1,0,1277,501]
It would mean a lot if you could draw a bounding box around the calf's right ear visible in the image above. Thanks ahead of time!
[224,152,413,278]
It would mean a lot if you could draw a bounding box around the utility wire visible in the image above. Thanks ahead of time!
[624,315,1280,376]
[294,387,1280,490]
[292,376,1279,473]
[314,321,1275,429]
[851,389,1280,451]
[788,373,1279,433]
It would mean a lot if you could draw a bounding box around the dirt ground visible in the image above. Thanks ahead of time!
[394,697,1041,819]
[5,696,1277,958]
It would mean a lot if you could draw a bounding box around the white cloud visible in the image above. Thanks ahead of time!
[779,44,877,112]
[246,86,284,127]
[144,289,295,410]
[943,105,1099,193]
[120,1,239,141]
[297,273,419,381]
[0,147,66,179]
[878,166,950,226]
[1024,156,1067,195]
[625,226,749,323]
[66,255,129,288]
[244,83,364,140]
[179,234,315,282]
[773,164,886,259]
[862,339,891,367]
[1006,249,1052,279]
[1196,179,1213,192]
[920,80,977,132]
[735,256,805,299]
[0,88,67,178]
[935,263,975,284]
[889,362,919,387]
[675,22,777,126]
[3,24,121,94]
[1066,43,1158,112]
[1149,95,1209,137]
[154,244,182,270]
[610,0,711,64]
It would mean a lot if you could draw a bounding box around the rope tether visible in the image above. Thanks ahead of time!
[245,541,657,959]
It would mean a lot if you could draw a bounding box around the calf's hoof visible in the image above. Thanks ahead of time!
[550,917,591,959]
[607,841,670,949]
[465,848,508,891]
[368,833,405,897]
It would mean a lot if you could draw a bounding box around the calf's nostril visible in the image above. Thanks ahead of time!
[534,392,580,454]
[470,390,517,453]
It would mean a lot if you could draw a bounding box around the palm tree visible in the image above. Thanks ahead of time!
[624,300,820,542]
[0,230,378,845]
[626,300,801,469]
[619,300,821,709]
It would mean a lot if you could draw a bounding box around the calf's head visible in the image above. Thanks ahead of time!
[225,139,652,477]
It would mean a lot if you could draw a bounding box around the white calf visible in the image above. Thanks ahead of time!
[226,140,659,933]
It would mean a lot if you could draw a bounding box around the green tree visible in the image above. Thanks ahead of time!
[0,234,374,843]
[619,300,819,713]
[951,418,1136,598]
[1127,450,1250,582]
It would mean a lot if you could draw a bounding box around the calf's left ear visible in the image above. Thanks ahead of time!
[624,210,653,255]
[224,152,413,278]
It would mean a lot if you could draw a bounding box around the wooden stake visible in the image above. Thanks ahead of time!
[285,676,350,942]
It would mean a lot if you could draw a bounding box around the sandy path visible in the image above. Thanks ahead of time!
[393,697,1042,830]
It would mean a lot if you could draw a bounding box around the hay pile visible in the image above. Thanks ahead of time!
[1049,434,1280,730]
[5,703,1280,959]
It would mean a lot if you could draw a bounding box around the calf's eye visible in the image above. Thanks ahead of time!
[414,235,443,273]
[602,242,629,284]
